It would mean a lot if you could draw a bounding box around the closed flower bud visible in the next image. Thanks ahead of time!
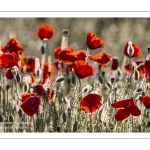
[18,109,23,118]
[73,121,78,132]
[41,45,45,54]
[62,112,67,123]
[134,70,139,80]
[0,115,3,122]
[56,76,65,83]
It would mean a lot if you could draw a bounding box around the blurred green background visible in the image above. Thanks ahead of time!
[0,18,150,61]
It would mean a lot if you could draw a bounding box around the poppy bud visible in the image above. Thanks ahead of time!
[65,66,70,76]
[111,78,115,84]
[56,76,65,83]
[62,29,69,37]
[46,70,50,77]
[9,115,14,122]
[0,115,3,122]
[6,85,10,91]
[23,84,29,92]
[57,126,61,132]
[18,108,23,118]
[71,74,76,85]
[147,121,150,128]
[101,71,105,77]
[97,74,103,84]
[73,121,78,132]
[147,46,150,54]
[111,57,119,70]
[16,73,21,83]
[62,112,67,123]
[67,108,71,118]
[134,70,139,80]
[41,45,45,54]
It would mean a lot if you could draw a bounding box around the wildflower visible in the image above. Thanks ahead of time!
[144,60,150,78]
[0,52,19,68]
[4,68,17,79]
[5,37,23,54]
[58,50,77,64]
[33,84,44,96]
[111,98,141,121]
[73,60,94,79]
[75,50,86,61]
[36,24,54,40]
[124,61,145,76]
[21,93,35,103]
[111,57,119,70]
[79,93,102,113]
[20,96,41,116]
[139,95,150,108]
[53,46,74,60]
[88,52,112,67]
[86,32,104,50]
[124,41,142,57]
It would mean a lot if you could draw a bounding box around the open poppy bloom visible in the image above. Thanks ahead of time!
[5,37,24,54]
[36,24,54,40]
[33,84,45,96]
[20,95,41,116]
[88,52,112,67]
[53,46,74,60]
[124,41,142,57]
[111,98,141,121]
[79,93,102,113]
[0,52,19,68]
[75,50,86,61]
[5,68,17,79]
[21,93,35,103]
[73,60,94,79]
[124,60,145,76]
[111,57,119,70]
[139,95,150,108]
[58,50,77,64]
[86,32,104,50]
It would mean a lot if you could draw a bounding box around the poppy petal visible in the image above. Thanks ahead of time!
[115,108,130,121]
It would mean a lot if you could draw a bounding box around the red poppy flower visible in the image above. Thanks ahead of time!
[111,57,119,70]
[86,32,104,50]
[5,68,17,79]
[0,46,7,53]
[33,84,44,96]
[58,50,77,64]
[75,50,86,61]
[79,93,102,113]
[36,24,54,40]
[20,96,41,116]
[5,37,23,54]
[111,98,141,121]
[21,93,35,103]
[124,41,142,57]
[0,52,19,68]
[89,52,112,67]
[124,61,145,76]
[140,95,150,108]
[54,46,74,60]
[144,60,150,78]
[24,56,36,73]
[73,60,94,79]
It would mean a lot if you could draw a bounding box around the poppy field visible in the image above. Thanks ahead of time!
[0,18,150,133]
